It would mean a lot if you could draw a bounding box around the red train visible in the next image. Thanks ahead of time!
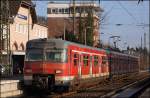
[24,38,139,90]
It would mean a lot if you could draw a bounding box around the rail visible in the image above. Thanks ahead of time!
[103,77,150,98]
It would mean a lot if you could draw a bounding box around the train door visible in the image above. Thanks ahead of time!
[71,50,82,80]
[71,51,79,78]
[81,54,90,78]
[92,55,100,77]
[99,56,102,76]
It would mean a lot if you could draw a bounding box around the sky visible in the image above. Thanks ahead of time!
[33,0,149,50]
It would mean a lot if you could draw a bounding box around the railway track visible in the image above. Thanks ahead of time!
[110,77,150,98]
[16,71,149,98]
[54,72,150,98]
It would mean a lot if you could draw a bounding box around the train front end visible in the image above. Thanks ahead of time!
[24,39,69,90]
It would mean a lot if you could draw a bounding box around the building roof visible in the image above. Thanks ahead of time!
[9,0,21,17]
[48,1,103,12]
[9,0,37,24]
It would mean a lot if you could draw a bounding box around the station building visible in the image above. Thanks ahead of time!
[1,1,47,74]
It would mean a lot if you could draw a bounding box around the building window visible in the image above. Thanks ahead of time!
[47,8,51,14]
[36,29,38,36]
[18,24,20,33]
[23,25,26,34]
[44,30,47,38]
[56,8,58,14]
[59,8,62,13]
[43,31,45,38]
[62,8,64,14]
[15,23,19,32]
[38,29,40,37]
[40,30,43,37]
[52,9,56,13]
[19,24,23,33]
[59,8,66,14]
[52,8,58,14]
[65,8,69,14]
[45,31,47,37]
[26,25,28,34]
[76,7,80,13]
[18,24,26,34]
[2,28,6,39]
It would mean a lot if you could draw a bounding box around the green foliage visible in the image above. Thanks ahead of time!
[65,31,78,42]
[86,9,94,46]
[78,7,94,46]
[78,13,84,44]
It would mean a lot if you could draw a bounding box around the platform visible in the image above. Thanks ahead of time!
[0,75,23,98]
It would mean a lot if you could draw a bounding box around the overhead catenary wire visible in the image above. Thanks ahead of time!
[117,1,140,24]
[100,1,149,27]
[99,4,115,26]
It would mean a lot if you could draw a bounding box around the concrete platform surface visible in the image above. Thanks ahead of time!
[0,90,23,98]
[0,76,23,98]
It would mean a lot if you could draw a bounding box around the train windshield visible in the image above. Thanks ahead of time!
[45,49,67,63]
[26,49,44,61]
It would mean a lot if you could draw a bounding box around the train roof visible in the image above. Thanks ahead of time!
[109,51,139,58]
[27,38,139,58]
[27,38,106,52]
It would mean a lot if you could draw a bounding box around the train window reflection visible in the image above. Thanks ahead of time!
[26,52,43,61]
[83,55,89,66]
[73,53,79,66]
[46,49,67,62]
[94,56,99,66]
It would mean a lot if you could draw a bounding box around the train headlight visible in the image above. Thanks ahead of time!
[26,69,32,73]
[55,70,62,74]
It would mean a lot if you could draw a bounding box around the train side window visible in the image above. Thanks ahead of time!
[102,56,108,65]
[73,53,79,66]
[94,55,98,66]
[83,55,89,66]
